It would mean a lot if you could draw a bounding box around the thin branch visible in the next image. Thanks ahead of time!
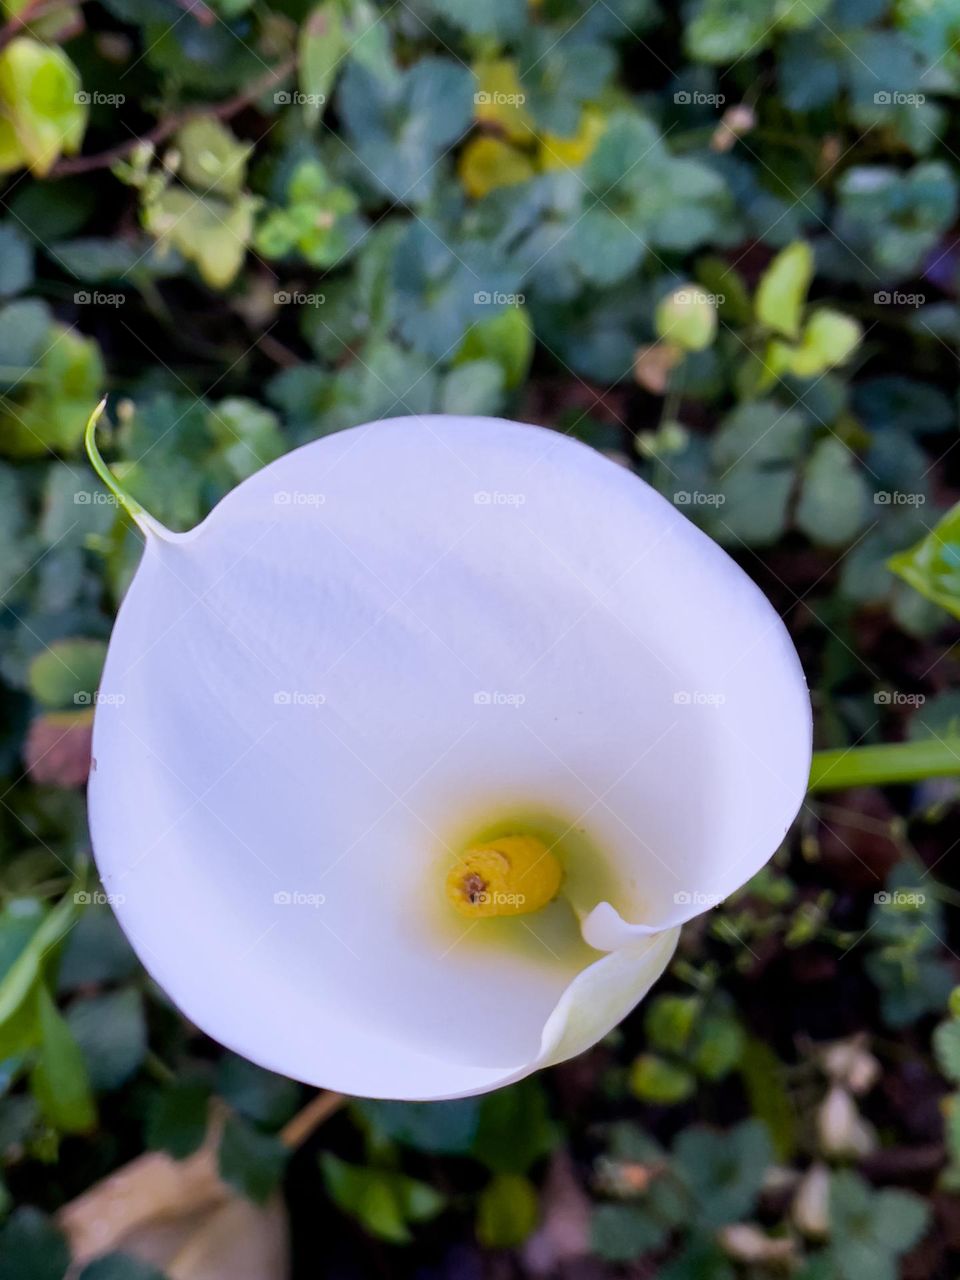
[50,54,297,179]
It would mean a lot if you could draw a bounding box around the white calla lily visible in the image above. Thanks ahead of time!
[88,412,811,1100]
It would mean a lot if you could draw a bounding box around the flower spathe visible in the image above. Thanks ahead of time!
[88,414,811,1100]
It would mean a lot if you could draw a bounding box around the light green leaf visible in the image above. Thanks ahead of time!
[629,1053,696,1104]
[755,241,813,339]
[174,117,251,200]
[28,638,107,709]
[0,38,86,176]
[476,1173,539,1248]
[888,500,960,621]
[30,984,96,1133]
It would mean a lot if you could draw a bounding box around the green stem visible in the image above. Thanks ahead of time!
[809,740,960,791]
[84,398,145,522]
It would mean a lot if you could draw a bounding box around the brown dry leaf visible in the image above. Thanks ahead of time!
[522,1150,590,1276]
[633,342,681,394]
[58,1094,344,1278]
[24,711,93,787]
[59,1139,289,1280]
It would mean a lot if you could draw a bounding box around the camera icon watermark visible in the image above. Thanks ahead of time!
[273,889,326,906]
[273,690,326,707]
[474,490,525,506]
[74,291,125,307]
[74,91,126,106]
[473,690,526,707]
[874,490,925,506]
[873,290,924,308]
[873,90,925,106]
[274,90,326,106]
[874,889,925,907]
[473,290,525,307]
[74,690,125,706]
[873,690,925,707]
[674,90,725,106]
[673,890,722,906]
[273,490,326,506]
[274,291,325,306]
[673,490,725,507]
[673,690,726,707]
[75,889,126,906]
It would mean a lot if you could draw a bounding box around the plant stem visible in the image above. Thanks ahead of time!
[809,739,960,791]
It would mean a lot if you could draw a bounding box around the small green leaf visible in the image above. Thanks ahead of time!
[28,638,107,709]
[472,1078,556,1174]
[321,1154,445,1243]
[934,1020,960,1083]
[30,985,96,1133]
[145,1079,211,1158]
[796,437,870,547]
[175,117,251,200]
[66,988,147,1091]
[629,1053,696,1104]
[592,1203,669,1262]
[298,4,347,124]
[889,500,960,621]
[644,995,700,1054]
[755,241,813,339]
[218,1113,289,1204]
[0,38,86,176]
[0,1207,70,1280]
[476,1173,539,1248]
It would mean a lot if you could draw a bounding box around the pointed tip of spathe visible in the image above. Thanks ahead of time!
[84,396,179,544]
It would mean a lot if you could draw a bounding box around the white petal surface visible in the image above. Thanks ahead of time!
[89,414,810,1098]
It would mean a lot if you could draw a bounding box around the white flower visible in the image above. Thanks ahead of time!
[88,414,811,1099]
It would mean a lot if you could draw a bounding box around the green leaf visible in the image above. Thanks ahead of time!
[472,1078,556,1174]
[0,1207,70,1280]
[440,359,505,416]
[673,1120,773,1227]
[218,1113,289,1204]
[0,222,33,297]
[629,1053,696,1104]
[298,3,348,124]
[644,994,700,1054]
[796,437,870,547]
[30,984,96,1133]
[934,1019,960,1083]
[354,1098,481,1155]
[0,892,75,1059]
[871,1188,930,1252]
[0,38,86,176]
[145,1078,211,1158]
[889,500,960,621]
[216,1053,299,1130]
[755,241,813,339]
[321,1153,445,1243]
[144,188,256,290]
[176,117,251,200]
[28,638,107,709]
[476,1173,539,1248]
[592,1203,670,1262]
[739,1038,797,1160]
[690,1014,745,1080]
[66,988,147,1091]
[454,305,533,390]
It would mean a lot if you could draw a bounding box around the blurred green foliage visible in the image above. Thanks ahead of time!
[0,0,959,1274]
